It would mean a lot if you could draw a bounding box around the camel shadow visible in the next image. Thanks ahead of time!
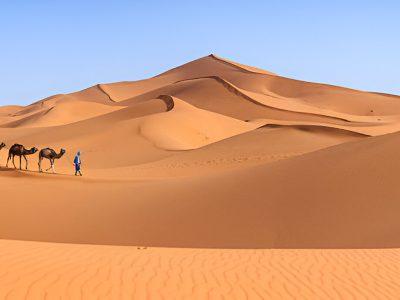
[0,166,75,177]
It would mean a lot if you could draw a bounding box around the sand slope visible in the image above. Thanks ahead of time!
[1,130,400,248]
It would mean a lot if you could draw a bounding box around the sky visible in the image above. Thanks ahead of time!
[0,0,399,105]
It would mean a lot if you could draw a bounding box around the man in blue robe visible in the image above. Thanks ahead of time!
[74,151,82,176]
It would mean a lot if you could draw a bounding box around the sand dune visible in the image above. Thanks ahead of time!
[1,54,400,298]
[2,101,122,128]
[139,96,263,150]
[1,86,122,128]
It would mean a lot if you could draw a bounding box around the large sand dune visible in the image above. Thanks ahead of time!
[1,55,400,298]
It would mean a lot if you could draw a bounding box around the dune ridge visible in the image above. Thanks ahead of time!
[208,53,278,76]
[97,84,117,102]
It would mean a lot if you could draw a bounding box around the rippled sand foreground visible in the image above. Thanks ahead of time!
[0,240,399,299]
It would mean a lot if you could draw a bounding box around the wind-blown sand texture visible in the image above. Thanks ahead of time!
[1,240,400,300]
[1,55,400,298]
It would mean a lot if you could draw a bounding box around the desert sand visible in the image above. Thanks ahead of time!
[1,240,400,299]
[1,54,400,298]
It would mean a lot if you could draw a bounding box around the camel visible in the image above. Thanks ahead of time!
[7,144,38,170]
[38,148,66,173]
[0,142,5,151]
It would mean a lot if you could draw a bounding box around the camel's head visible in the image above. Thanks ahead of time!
[0,142,5,150]
[30,147,38,154]
[60,148,66,156]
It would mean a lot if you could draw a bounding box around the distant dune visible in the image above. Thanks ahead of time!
[2,54,400,135]
[1,55,400,298]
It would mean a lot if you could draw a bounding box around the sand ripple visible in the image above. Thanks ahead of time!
[0,240,400,299]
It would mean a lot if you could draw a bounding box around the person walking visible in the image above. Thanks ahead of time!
[74,151,83,176]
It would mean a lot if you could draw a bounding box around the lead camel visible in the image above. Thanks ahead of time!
[38,148,66,173]
[7,144,38,170]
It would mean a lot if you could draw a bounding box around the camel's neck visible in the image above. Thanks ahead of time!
[55,152,65,159]
[24,149,36,155]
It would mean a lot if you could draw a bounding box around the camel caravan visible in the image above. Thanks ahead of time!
[0,142,67,174]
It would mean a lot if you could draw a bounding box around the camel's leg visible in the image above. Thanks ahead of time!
[6,154,10,167]
[47,159,54,173]
[19,155,22,170]
[11,155,17,169]
[46,159,52,172]
[38,156,42,172]
[11,155,16,169]
[23,155,28,170]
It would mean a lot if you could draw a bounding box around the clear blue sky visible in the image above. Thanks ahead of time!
[1,0,399,105]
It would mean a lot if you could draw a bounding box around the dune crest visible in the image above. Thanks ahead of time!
[208,53,278,76]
